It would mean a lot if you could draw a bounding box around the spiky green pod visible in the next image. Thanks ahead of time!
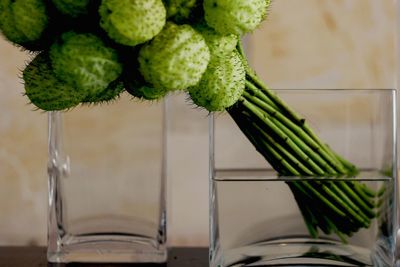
[51,0,91,17]
[99,0,166,46]
[125,77,168,100]
[122,47,168,101]
[139,22,210,91]
[82,79,124,104]
[0,0,48,49]
[50,31,123,98]
[128,84,167,101]
[23,53,86,111]
[195,23,238,57]
[189,50,245,111]
[203,0,267,35]
[0,0,27,44]
[12,0,48,41]
[164,0,198,23]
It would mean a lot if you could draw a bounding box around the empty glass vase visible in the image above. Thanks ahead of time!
[47,98,167,263]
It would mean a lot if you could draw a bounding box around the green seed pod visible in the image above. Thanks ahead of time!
[128,84,168,101]
[0,0,27,44]
[23,53,86,111]
[51,0,91,17]
[203,0,267,35]
[125,76,168,101]
[189,50,245,112]
[50,31,123,97]
[138,22,210,91]
[164,0,199,23]
[82,79,124,104]
[121,47,168,101]
[195,23,238,57]
[0,0,48,49]
[99,0,166,46]
[12,0,48,41]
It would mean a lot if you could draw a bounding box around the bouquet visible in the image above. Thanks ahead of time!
[0,0,378,241]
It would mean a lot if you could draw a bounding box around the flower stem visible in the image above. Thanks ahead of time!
[226,42,378,240]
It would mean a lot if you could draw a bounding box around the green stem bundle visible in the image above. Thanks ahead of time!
[228,44,378,241]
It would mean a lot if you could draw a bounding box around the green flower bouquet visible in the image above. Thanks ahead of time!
[0,0,380,246]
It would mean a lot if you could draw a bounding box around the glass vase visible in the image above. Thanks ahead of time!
[210,89,397,266]
[47,97,168,263]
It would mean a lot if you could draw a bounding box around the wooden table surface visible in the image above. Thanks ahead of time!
[0,247,208,267]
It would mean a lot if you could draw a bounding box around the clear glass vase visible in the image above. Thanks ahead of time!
[47,97,167,263]
[210,89,397,266]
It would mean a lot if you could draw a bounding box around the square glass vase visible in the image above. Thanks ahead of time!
[47,98,167,263]
[210,89,397,267]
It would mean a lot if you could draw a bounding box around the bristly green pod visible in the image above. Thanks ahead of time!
[0,0,27,45]
[127,83,168,101]
[51,0,91,18]
[121,46,168,101]
[50,31,123,98]
[164,0,199,23]
[82,79,124,104]
[12,0,48,41]
[188,50,245,111]
[138,22,210,91]
[23,53,86,111]
[195,23,238,57]
[99,0,166,46]
[125,75,168,101]
[203,0,268,35]
[0,0,48,49]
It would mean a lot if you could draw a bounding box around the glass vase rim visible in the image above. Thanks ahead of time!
[267,88,396,93]
[212,169,394,182]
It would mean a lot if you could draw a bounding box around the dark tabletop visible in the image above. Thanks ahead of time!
[0,247,208,267]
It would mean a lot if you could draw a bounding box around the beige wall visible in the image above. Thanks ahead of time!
[0,0,397,246]
[249,0,397,90]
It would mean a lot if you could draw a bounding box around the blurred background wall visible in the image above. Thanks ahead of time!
[0,0,397,247]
